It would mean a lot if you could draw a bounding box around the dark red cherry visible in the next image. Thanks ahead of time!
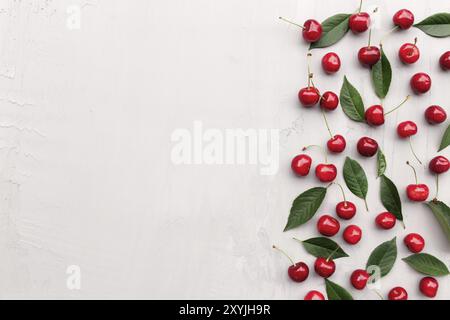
[350,269,370,290]
[429,156,450,174]
[349,12,370,33]
[314,257,336,278]
[397,121,418,138]
[388,287,408,300]
[357,137,378,157]
[393,9,414,29]
[317,215,340,237]
[315,164,337,183]
[410,72,431,94]
[425,105,447,124]
[399,42,420,64]
[404,233,425,253]
[302,19,323,43]
[407,184,429,202]
[420,277,438,298]
[304,290,325,300]
[358,46,381,67]
[298,87,320,107]
[320,91,339,111]
[365,105,385,126]
[336,201,356,220]
[327,135,346,153]
[288,262,309,282]
[375,212,396,230]
[291,154,312,176]
[322,52,341,74]
[440,51,450,70]
[343,225,362,245]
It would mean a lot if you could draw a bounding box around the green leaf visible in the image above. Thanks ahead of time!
[366,237,397,277]
[438,124,450,152]
[300,237,349,260]
[371,48,392,99]
[380,175,403,221]
[377,150,387,178]
[414,13,450,38]
[402,253,450,276]
[325,279,353,300]
[284,187,327,231]
[343,157,368,209]
[426,201,450,243]
[340,76,365,122]
[310,14,351,49]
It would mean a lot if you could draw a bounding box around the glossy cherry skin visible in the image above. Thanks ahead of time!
[399,43,420,64]
[322,52,341,74]
[349,12,370,33]
[410,73,431,94]
[291,154,312,176]
[393,9,415,29]
[357,137,379,157]
[420,277,438,298]
[288,262,309,282]
[320,91,339,111]
[358,46,381,67]
[317,215,340,237]
[425,105,447,124]
[343,225,362,245]
[336,201,356,220]
[388,287,408,300]
[397,121,418,138]
[440,51,450,70]
[407,184,429,202]
[298,87,320,107]
[350,269,370,290]
[404,233,425,253]
[327,135,346,153]
[429,156,450,174]
[375,212,396,230]
[315,164,337,183]
[365,105,385,126]
[302,19,323,43]
[304,290,325,300]
[314,257,336,278]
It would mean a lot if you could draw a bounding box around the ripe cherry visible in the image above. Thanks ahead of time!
[299,87,321,107]
[393,9,415,30]
[397,121,417,138]
[357,137,378,157]
[440,51,450,70]
[314,257,336,278]
[399,39,420,64]
[279,17,322,43]
[365,105,384,126]
[419,277,439,298]
[320,91,339,111]
[429,156,450,175]
[425,105,447,124]
[375,212,396,230]
[388,287,408,300]
[336,202,357,220]
[291,154,312,176]
[410,72,431,94]
[273,246,309,282]
[317,215,340,237]
[343,225,362,245]
[350,269,370,290]
[349,1,371,34]
[406,162,429,202]
[304,290,325,300]
[404,233,425,253]
[322,52,341,74]
[327,135,346,153]
[358,46,381,67]
[304,145,337,183]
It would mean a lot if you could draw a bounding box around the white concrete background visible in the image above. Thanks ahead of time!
[0,0,449,299]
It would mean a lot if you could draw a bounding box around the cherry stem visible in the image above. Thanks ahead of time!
[307,53,313,88]
[326,246,340,262]
[380,26,399,45]
[435,174,440,199]
[272,245,294,265]
[413,37,418,46]
[303,144,328,163]
[384,95,410,116]
[408,138,422,165]
[321,108,334,139]
[278,17,305,29]
[364,198,369,212]
[373,290,384,300]
[331,182,347,204]
[406,161,419,185]
[368,28,372,47]
[358,0,363,13]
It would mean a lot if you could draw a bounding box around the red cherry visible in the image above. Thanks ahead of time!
[397,121,418,138]
[365,105,385,126]
[343,225,362,245]
[349,12,370,33]
[419,277,439,298]
[322,52,341,74]
[327,135,346,153]
[404,233,425,253]
[302,19,323,43]
[298,87,320,107]
[425,105,447,124]
[291,154,312,176]
[315,164,337,183]
[304,290,325,300]
[388,287,408,300]
[358,46,381,67]
[406,184,429,202]
[440,51,450,70]
[410,72,431,94]
[288,262,310,282]
[357,137,378,157]
[399,42,420,64]
[336,201,356,220]
[393,9,415,29]
[320,91,339,111]
[350,269,370,290]
[317,215,340,237]
[429,156,450,174]
[375,212,396,230]
[314,257,336,278]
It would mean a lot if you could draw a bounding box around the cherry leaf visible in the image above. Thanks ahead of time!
[438,123,450,152]
[379,175,403,221]
[325,279,353,300]
[377,149,387,178]
[310,14,351,49]
[371,48,392,99]
[340,76,365,122]
[402,253,450,276]
[366,237,397,277]
[300,237,349,260]
[426,200,450,244]
[343,157,368,210]
[414,13,450,38]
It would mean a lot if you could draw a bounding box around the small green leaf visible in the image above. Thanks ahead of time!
[366,237,397,277]
[340,76,365,122]
[371,48,392,99]
[284,187,327,231]
[438,124,450,152]
[325,279,353,300]
[300,237,349,260]
[380,175,403,221]
[414,13,450,38]
[377,150,387,178]
[310,14,351,49]
[426,201,450,243]
[403,253,450,276]
[343,157,368,209]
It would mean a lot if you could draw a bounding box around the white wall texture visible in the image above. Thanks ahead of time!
[0,0,449,299]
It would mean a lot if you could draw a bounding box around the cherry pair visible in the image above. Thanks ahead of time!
[291,146,337,182]
[389,277,439,299]
[317,215,362,245]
